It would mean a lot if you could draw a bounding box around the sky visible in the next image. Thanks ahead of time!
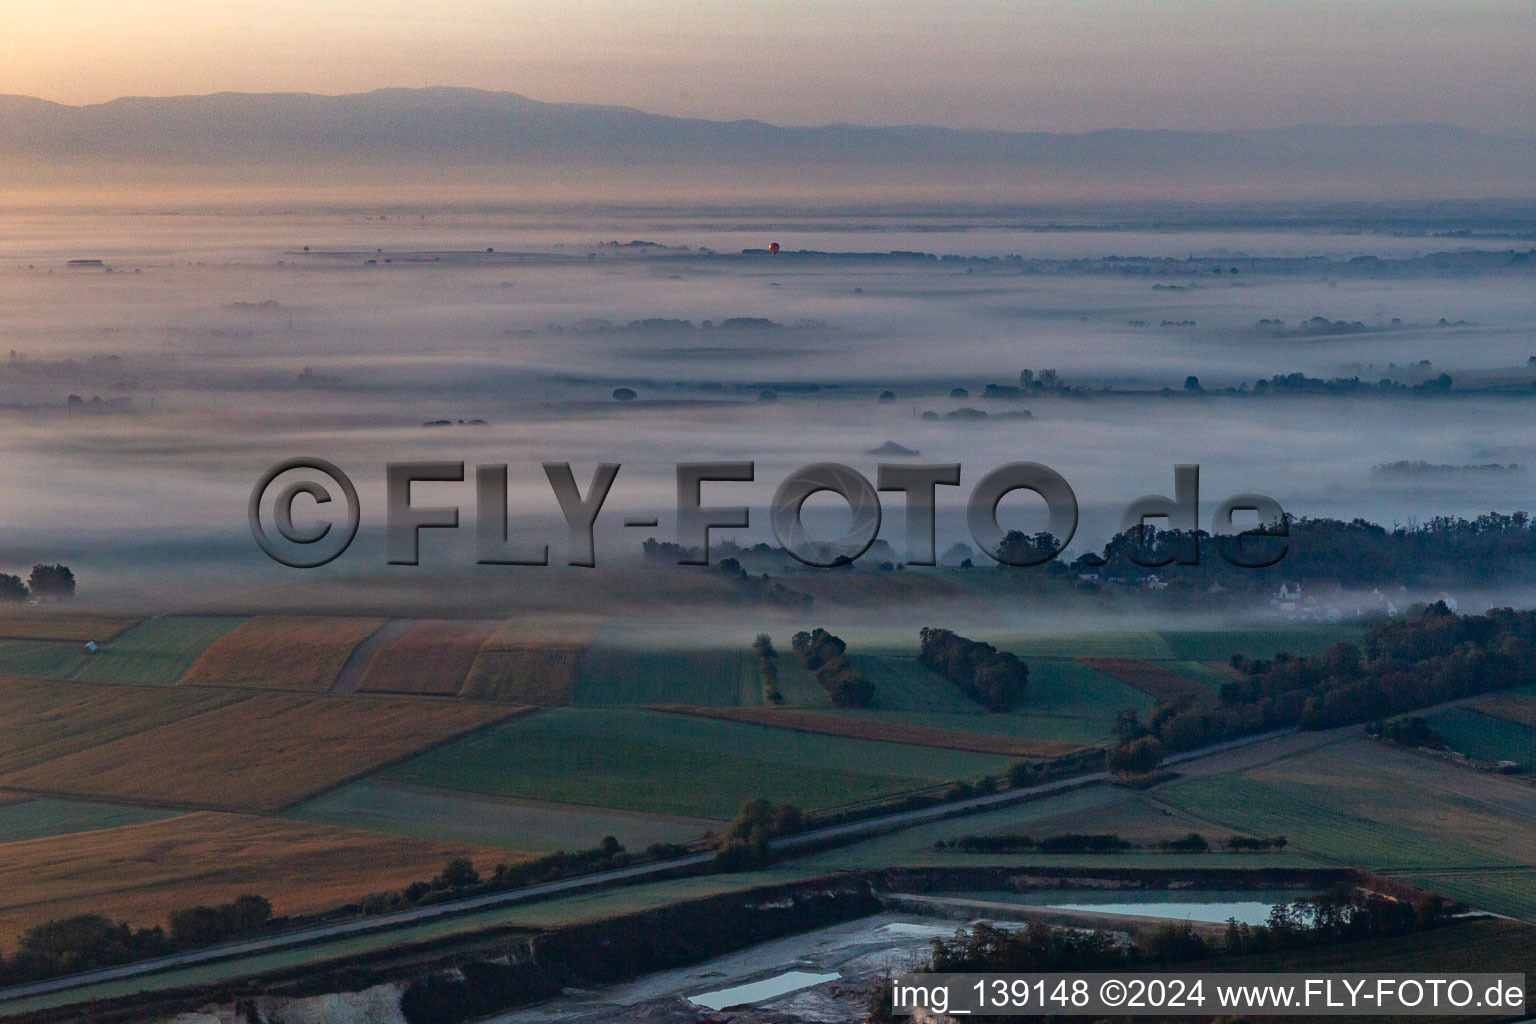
[2,0,1533,134]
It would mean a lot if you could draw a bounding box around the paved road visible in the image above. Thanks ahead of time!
[0,726,1298,1004]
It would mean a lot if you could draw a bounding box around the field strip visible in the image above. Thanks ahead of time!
[645,705,1085,758]
[357,620,502,696]
[178,616,388,691]
[369,779,725,827]
[0,696,536,814]
[1077,657,1205,703]
[1156,726,1357,781]
[0,614,140,644]
[1465,694,1536,728]
[0,811,522,948]
[329,619,413,692]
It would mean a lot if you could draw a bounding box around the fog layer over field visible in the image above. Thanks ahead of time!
[2,203,1534,607]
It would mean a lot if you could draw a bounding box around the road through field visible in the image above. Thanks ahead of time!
[0,726,1296,1006]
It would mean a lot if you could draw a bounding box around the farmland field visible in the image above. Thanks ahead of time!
[0,811,516,949]
[572,645,756,707]
[178,616,386,691]
[1000,631,1176,660]
[1160,737,1536,920]
[458,615,602,704]
[72,616,244,687]
[1158,626,1366,662]
[0,677,248,774]
[0,640,87,679]
[1425,707,1536,765]
[1078,657,1204,703]
[647,705,1082,758]
[356,619,500,696]
[0,693,528,812]
[287,778,714,851]
[382,707,1012,819]
[0,797,178,843]
[1465,693,1536,729]
[769,648,835,708]
[1164,659,1237,691]
[850,654,987,713]
[0,614,139,643]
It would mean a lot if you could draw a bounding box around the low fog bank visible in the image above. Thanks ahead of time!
[0,204,1532,618]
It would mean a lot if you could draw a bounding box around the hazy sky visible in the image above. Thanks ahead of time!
[3,0,1534,134]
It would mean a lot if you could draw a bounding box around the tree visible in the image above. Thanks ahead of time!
[1184,375,1202,391]
[1106,735,1164,773]
[612,387,637,402]
[435,857,480,889]
[27,564,74,600]
[0,574,25,602]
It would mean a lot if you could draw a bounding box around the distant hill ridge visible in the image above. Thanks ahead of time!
[5,88,1534,198]
[0,87,1530,167]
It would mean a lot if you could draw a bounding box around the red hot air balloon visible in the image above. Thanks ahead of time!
[769,242,780,255]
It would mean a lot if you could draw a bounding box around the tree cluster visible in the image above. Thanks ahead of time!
[714,798,806,870]
[1073,512,1536,592]
[791,628,875,708]
[359,843,627,916]
[918,627,1028,711]
[753,633,783,703]
[0,564,76,603]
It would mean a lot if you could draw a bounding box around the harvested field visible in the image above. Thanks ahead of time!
[647,705,1083,758]
[0,693,529,812]
[178,616,385,691]
[459,616,601,704]
[0,613,139,643]
[1078,657,1204,703]
[356,619,501,696]
[73,616,244,687]
[1466,694,1536,729]
[0,677,248,775]
[0,811,514,949]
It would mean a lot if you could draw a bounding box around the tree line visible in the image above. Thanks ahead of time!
[791,628,875,707]
[0,564,74,603]
[1072,511,1536,592]
[1108,602,1536,764]
[0,894,270,986]
[918,627,1029,711]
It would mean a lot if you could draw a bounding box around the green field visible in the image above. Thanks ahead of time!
[813,658,1153,747]
[0,640,88,679]
[851,654,986,713]
[572,645,756,707]
[1426,708,1536,766]
[999,631,1176,660]
[1161,738,1536,920]
[286,778,713,850]
[0,798,178,843]
[769,652,834,708]
[381,707,1011,819]
[1158,626,1367,662]
[73,616,245,687]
